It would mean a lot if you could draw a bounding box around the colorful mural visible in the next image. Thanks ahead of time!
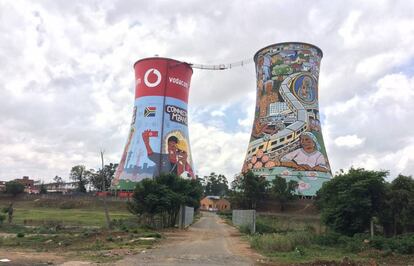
[242,42,332,196]
[112,58,195,190]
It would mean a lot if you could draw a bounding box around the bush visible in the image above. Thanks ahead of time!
[59,201,83,209]
[389,235,414,254]
[250,231,314,252]
[0,214,5,225]
[239,225,253,235]
[256,220,278,234]
[314,231,342,246]
[314,232,414,255]
[16,232,25,238]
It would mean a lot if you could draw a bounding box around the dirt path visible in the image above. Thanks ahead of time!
[115,212,264,266]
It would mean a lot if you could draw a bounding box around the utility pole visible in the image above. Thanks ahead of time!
[101,150,111,229]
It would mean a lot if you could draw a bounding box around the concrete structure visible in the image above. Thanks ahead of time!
[112,58,195,190]
[232,209,256,234]
[178,205,194,229]
[14,176,34,188]
[242,42,332,196]
[200,196,231,211]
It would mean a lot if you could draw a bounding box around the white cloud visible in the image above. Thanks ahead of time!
[190,122,250,181]
[334,135,365,148]
[0,0,414,183]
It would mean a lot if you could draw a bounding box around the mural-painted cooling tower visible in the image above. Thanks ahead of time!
[112,57,195,190]
[242,42,332,196]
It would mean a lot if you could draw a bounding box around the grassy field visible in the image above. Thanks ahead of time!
[0,196,158,263]
[0,196,133,226]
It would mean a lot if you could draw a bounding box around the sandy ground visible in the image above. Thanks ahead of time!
[114,212,264,266]
[0,249,66,265]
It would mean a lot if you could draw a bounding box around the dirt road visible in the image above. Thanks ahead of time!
[116,212,263,266]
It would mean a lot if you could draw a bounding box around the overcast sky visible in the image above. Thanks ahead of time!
[1,0,413,182]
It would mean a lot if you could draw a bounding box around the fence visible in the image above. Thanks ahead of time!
[232,209,256,233]
[178,205,194,229]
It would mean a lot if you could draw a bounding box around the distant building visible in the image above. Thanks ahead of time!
[0,181,6,192]
[34,181,78,194]
[200,196,231,212]
[14,176,34,188]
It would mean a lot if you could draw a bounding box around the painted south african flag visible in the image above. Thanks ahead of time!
[144,106,156,117]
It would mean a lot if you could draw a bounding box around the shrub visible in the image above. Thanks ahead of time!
[256,220,278,234]
[250,231,314,252]
[16,232,25,238]
[59,201,83,209]
[239,225,253,235]
[314,231,342,246]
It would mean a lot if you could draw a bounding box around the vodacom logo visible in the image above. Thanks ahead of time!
[144,68,162,88]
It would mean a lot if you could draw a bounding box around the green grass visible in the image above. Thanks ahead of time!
[13,208,133,226]
[0,198,133,227]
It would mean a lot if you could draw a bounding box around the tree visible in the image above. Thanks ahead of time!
[53,175,63,184]
[89,163,118,191]
[229,170,269,209]
[204,172,228,196]
[39,183,47,194]
[128,174,203,228]
[270,176,298,212]
[5,181,25,197]
[316,168,388,236]
[69,165,89,193]
[387,174,414,235]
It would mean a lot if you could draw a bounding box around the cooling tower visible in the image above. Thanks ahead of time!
[112,57,195,190]
[242,42,332,196]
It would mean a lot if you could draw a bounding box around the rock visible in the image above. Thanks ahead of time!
[138,237,156,241]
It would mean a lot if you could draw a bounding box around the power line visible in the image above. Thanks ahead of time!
[188,58,254,70]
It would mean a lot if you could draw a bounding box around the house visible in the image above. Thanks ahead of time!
[14,176,34,188]
[200,196,231,212]
[0,181,6,192]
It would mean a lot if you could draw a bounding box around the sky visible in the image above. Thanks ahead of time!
[0,0,413,183]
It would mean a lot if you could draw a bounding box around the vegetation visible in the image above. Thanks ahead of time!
[0,197,158,263]
[39,183,47,194]
[246,214,414,265]
[69,165,90,193]
[316,168,414,237]
[0,213,5,225]
[230,170,269,209]
[269,176,298,212]
[127,173,203,228]
[386,174,414,235]
[203,172,228,196]
[89,163,118,191]
[53,175,64,184]
[0,198,132,227]
[239,168,414,265]
[5,181,25,196]
[316,168,388,236]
